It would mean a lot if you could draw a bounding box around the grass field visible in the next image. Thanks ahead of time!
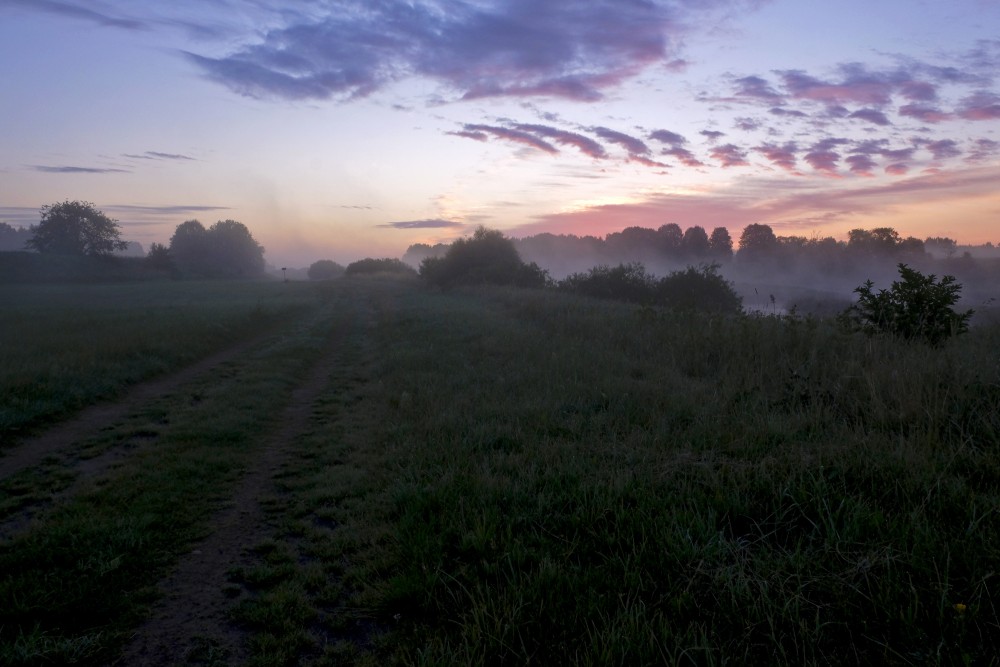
[2,276,999,665]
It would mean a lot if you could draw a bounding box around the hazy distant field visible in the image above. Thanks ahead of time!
[2,277,999,665]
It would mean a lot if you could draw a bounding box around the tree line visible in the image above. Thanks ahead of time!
[4,200,265,279]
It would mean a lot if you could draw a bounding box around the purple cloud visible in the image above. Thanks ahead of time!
[769,107,807,118]
[733,75,783,102]
[124,151,196,161]
[849,108,891,126]
[513,124,607,159]
[734,117,761,131]
[2,0,146,30]
[899,104,951,123]
[967,138,1000,162]
[459,124,558,154]
[700,130,726,142]
[710,144,748,167]
[754,142,798,172]
[30,165,130,174]
[924,139,962,160]
[181,1,747,102]
[649,129,687,146]
[845,154,877,176]
[661,146,704,167]
[803,138,848,175]
[958,92,1000,120]
[592,127,650,156]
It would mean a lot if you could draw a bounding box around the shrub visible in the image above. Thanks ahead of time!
[345,257,417,277]
[559,263,655,303]
[307,259,345,281]
[841,263,973,345]
[656,263,742,314]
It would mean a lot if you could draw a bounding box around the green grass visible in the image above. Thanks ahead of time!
[2,277,999,665]
[0,280,319,442]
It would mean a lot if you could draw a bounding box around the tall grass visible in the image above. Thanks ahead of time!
[238,281,1000,665]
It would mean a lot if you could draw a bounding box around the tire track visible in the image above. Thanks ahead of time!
[113,311,359,666]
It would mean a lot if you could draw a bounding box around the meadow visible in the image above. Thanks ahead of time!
[1,276,999,665]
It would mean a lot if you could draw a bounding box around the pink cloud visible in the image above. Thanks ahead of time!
[924,139,962,160]
[885,163,909,175]
[899,104,951,123]
[754,142,798,172]
[649,129,687,145]
[846,154,877,176]
[778,69,894,106]
[958,92,1000,120]
[662,146,705,167]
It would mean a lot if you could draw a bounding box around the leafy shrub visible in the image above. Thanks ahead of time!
[656,263,742,314]
[307,259,345,280]
[560,262,742,314]
[559,263,654,303]
[841,263,973,345]
[345,258,417,277]
[419,227,549,288]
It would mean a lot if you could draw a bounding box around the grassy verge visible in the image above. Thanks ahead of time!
[0,282,351,665]
[233,281,999,665]
[0,280,317,442]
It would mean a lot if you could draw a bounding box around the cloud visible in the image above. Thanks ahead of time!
[732,75,783,102]
[849,108,891,126]
[378,218,464,229]
[700,130,726,142]
[458,124,558,154]
[710,143,749,167]
[754,142,798,172]
[512,124,607,159]
[769,107,807,118]
[124,151,196,161]
[649,129,687,146]
[898,104,951,123]
[958,91,1000,120]
[924,139,962,161]
[661,146,705,167]
[592,127,650,156]
[2,0,146,30]
[734,117,761,131]
[30,165,130,174]
[803,137,849,175]
[885,163,909,175]
[845,154,877,176]
[181,1,753,102]
[967,138,1000,163]
[104,204,230,215]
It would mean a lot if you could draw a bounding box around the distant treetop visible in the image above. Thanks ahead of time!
[25,201,128,257]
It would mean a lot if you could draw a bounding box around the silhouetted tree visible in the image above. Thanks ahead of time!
[708,227,733,260]
[924,237,957,258]
[420,226,548,288]
[167,219,265,278]
[656,264,742,314]
[848,227,901,256]
[681,226,711,258]
[737,223,778,260]
[346,258,416,276]
[206,219,265,277]
[656,223,684,257]
[168,220,209,276]
[25,201,128,256]
[308,259,345,280]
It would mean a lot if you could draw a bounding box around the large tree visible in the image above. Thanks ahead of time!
[25,201,128,256]
[167,218,265,278]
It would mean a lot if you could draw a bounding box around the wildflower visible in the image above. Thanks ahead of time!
[954,603,967,614]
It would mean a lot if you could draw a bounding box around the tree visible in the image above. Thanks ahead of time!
[681,225,711,258]
[25,201,128,256]
[656,223,684,257]
[419,226,548,288]
[168,219,209,276]
[841,263,973,346]
[168,219,265,278]
[847,227,901,256]
[737,223,778,260]
[308,259,345,280]
[708,227,734,260]
[206,219,265,277]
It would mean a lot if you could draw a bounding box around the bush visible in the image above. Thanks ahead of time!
[841,263,973,345]
[656,264,742,314]
[559,262,742,314]
[307,259,345,281]
[345,258,417,277]
[419,227,549,288]
[559,263,655,303]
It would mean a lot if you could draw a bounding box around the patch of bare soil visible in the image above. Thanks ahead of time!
[0,335,267,482]
[113,328,348,666]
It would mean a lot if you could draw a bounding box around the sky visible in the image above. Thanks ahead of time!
[1,0,998,267]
